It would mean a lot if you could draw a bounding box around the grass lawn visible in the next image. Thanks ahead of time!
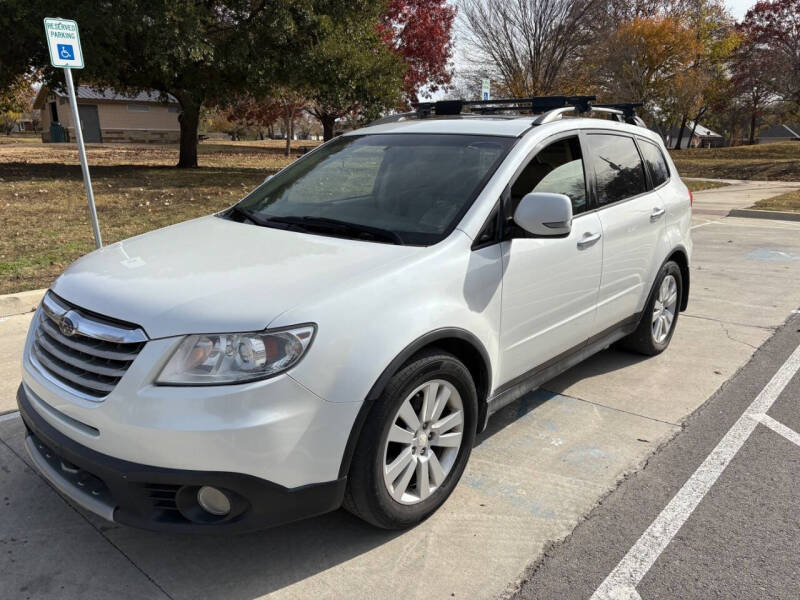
[0,139,314,294]
[752,189,800,212]
[683,178,732,192]
[670,142,800,181]
[3,136,798,296]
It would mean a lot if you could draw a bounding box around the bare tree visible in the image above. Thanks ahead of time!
[458,0,602,97]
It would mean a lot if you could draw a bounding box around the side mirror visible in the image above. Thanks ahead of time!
[263,175,273,184]
[513,192,573,236]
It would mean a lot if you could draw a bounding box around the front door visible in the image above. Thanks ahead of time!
[498,135,603,385]
[77,105,102,143]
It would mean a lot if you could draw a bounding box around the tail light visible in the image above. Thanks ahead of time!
[688,189,693,207]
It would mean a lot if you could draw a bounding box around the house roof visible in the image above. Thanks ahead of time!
[33,85,178,109]
[666,121,723,139]
[689,122,722,138]
[759,124,800,139]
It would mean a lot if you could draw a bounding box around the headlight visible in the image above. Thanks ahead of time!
[156,325,315,385]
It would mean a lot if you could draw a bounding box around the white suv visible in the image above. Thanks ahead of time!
[18,98,691,532]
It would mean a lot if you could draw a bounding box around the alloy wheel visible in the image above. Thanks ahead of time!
[652,274,678,344]
[382,379,465,505]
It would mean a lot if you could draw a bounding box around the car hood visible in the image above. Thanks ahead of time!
[51,216,423,338]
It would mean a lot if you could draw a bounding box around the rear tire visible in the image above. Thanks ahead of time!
[343,349,477,529]
[620,261,682,356]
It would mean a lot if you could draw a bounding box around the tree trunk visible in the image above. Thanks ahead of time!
[688,107,706,148]
[283,107,296,156]
[177,97,201,168]
[320,114,336,141]
[674,115,688,150]
[749,110,757,145]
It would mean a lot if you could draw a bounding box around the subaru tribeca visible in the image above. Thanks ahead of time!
[18,98,691,532]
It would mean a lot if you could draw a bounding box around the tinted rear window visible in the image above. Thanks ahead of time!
[587,134,647,205]
[639,139,671,187]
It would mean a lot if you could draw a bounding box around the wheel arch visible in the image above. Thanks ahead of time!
[337,328,492,479]
[666,247,690,311]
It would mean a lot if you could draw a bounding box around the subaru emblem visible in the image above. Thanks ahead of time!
[59,312,77,337]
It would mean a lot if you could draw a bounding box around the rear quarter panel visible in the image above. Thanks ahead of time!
[659,153,693,264]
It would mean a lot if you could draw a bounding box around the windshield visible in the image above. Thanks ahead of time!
[231,133,514,245]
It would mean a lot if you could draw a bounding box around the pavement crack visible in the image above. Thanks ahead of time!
[717,321,761,351]
[683,313,776,332]
[540,389,682,428]
[0,436,174,600]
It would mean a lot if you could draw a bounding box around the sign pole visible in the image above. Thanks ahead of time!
[44,17,101,249]
[63,67,102,248]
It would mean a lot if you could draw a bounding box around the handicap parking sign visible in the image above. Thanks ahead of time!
[57,44,75,60]
[44,18,84,68]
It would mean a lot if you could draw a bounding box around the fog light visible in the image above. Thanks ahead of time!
[196,486,231,516]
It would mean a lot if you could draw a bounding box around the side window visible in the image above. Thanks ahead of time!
[510,137,588,215]
[638,139,671,187]
[586,134,647,205]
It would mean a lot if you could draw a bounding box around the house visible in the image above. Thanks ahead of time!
[757,124,800,144]
[665,122,725,149]
[33,85,181,143]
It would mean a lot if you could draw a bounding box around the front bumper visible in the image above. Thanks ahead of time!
[18,384,347,533]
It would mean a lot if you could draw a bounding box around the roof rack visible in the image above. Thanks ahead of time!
[369,96,646,128]
[593,103,646,127]
[415,95,595,117]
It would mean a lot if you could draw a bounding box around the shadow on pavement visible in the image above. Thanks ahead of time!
[543,347,649,392]
[477,347,648,447]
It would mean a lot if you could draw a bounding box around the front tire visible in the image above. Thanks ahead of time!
[621,261,682,356]
[343,349,478,529]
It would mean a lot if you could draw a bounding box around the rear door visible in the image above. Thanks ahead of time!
[586,132,666,334]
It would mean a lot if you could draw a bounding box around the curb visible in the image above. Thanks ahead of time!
[0,288,46,318]
[728,209,800,222]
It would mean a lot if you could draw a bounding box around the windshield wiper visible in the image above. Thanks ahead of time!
[228,207,404,245]
[227,205,308,233]
[265,216,405,245]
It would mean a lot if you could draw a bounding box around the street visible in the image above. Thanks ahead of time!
[1,181,800,599]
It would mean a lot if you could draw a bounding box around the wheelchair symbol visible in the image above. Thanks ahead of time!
[57,44,75,60]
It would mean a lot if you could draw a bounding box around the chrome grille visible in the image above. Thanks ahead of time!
[31,292,147,399]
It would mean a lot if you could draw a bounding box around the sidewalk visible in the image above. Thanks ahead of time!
[690,180,800,219]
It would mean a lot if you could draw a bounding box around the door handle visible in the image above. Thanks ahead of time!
[577,231,601,249]
[650,207,666,221]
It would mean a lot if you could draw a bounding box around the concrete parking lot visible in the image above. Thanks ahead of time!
[1,181,800,599]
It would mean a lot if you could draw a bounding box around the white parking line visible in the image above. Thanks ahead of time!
[757,414,800,447]
[690,218,800,231]
[591,341,800,600]
[690,220,718,230]
[0,411,20,423]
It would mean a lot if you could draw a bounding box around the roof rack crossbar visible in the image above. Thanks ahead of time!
[413,95,596,119]
[368,96,646,128]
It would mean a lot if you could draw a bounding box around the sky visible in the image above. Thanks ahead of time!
[726,0,756,19]
[421,0,758,101]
